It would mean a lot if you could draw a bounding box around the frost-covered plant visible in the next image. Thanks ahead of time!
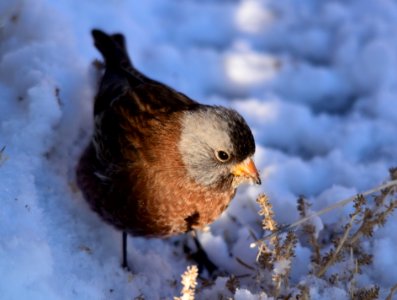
[250,169,396,298]
[256,194,297,297]
[293,168,397,298]
[174,170,397,299]
[174,265,198,300]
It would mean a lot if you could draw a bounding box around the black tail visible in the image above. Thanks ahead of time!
[91,29,164,116]
[92,29,132,69]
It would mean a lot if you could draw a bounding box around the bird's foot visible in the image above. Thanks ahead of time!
[121,260,132,272]
[187,246,217,276]
[121,231,133,272]
[183,234,226,278]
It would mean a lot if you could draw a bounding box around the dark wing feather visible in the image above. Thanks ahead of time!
[91,29,198,116]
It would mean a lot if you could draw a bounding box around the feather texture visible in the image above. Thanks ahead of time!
[76,29,258,237]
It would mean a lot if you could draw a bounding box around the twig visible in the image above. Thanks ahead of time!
[298,197,321,265]
[350,200,397,245]
[350,204,396,246]
[315,213,358,277]
[386,283,397,300]
[235,257,256,271]
[0,145,7,166]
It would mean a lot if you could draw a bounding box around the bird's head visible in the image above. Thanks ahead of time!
[179,106,260,190]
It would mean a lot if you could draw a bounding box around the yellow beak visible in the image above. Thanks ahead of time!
[231,157,261,185]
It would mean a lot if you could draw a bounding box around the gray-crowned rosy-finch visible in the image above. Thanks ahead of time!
[76,29,261,270]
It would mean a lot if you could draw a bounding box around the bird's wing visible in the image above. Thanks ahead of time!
[91,29,198,116]
[91,30,198,166]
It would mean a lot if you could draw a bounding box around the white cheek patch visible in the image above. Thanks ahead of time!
[178,109,233,186]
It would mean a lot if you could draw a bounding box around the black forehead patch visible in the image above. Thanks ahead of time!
[212,106,256,162]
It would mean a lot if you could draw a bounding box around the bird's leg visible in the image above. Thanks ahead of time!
[121,231,130,271]
[185,231,218,276]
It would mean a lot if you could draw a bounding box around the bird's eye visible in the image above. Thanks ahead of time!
[216,150,230,162]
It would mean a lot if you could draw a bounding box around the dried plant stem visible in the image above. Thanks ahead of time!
[174,265,198,300]
[286,180,397,233]
[309,229,321,265]
[236,257,256,271]
[297,284,310,300]
[0,146,7,166]
[316,213,358,277]
[386,283,397,300]
[252,179,397,246]
[255,194,298,297]
[298,197,322,265]
[350,200,397,245]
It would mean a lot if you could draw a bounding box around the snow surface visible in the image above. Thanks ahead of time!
[1,0,397,299]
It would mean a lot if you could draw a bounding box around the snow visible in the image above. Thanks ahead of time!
[1,0,397,299]
[273,258,291,277]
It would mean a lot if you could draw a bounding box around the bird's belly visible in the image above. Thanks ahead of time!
[77,146,236,237]
[137,189,235,237]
